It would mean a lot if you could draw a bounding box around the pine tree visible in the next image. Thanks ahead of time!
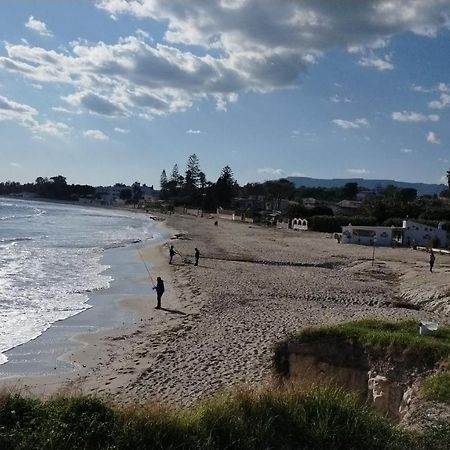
[160,170,168,190]
[186,153,201,187]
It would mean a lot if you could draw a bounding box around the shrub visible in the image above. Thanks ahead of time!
[309,215,377,233]
[422,371,450,404]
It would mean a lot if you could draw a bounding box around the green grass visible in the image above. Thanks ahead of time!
[423,371,450,404]
[274,320,450,375]
[0,387,431,450]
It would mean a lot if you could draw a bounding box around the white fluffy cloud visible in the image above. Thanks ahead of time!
[392,111,439,122]
[400,148,413,153]
[186,129,203,134]
[257,167,285,176]
[429,93,450,109]
[0,94,69,137]
[114,127,130,133]
[0,1,449,120]
[25,16,53,37]
[427,131,441,144]
[83,129,109,140]
[333,118,369,129]
[347,168,369,175]
[358,53,394,71]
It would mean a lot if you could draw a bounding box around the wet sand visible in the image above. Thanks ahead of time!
[1,213,449,406]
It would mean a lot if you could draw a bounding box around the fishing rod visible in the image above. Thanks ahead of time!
[136,243,156,288]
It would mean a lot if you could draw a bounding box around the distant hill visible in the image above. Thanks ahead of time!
[286,177,445,196]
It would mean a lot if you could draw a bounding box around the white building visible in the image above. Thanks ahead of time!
[341,220,448,248]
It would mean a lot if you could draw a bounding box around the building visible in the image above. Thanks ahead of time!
[333,200,362,216]
[341,220,448,248]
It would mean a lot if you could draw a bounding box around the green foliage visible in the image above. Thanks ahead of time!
[419,419,450,450]
[0,388,426,450]
[0,176,95,200]
[308,215,376,232]
[277,320,450,368]
[423,371,450,404]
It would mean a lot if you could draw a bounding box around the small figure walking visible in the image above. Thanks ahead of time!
[194,247,200,266]
[169,245,176,264]
[153,276,165,309]
[429,250,435,272]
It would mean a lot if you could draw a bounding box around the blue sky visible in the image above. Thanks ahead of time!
[1,0,450,187]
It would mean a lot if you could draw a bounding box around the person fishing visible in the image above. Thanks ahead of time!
[169,245,177,264]
[429,249,435,272]
[194,247,200,266]
[153,276,165,309]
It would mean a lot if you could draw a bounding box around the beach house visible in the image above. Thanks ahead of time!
[341,220,448,248]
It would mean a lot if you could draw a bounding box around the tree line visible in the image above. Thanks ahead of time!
[0,176,94,200]
[160,154,238,210]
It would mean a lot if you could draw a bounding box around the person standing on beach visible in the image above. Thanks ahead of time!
[153,276,165,309]
[429,250,435,272]
[194,247,200,266]
[169,245,176,264]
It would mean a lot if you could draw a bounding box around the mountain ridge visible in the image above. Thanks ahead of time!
[286,177,445,196]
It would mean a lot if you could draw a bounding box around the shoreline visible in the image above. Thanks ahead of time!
[1,211,449,406]
[0,210,178,396]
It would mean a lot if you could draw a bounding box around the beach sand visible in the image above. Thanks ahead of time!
[1,212,449,406]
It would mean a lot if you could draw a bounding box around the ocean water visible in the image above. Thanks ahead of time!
[0,198,157,365]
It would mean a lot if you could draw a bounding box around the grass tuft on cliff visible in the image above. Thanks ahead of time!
[274,320,450,374]
[423,371,450,404]
[0,387,427,450]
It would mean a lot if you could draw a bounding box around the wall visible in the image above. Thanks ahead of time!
[403,220,448,248]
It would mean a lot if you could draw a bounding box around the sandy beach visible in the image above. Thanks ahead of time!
[1,212,449,406]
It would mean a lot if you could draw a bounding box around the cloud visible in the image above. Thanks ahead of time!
[333,118,369,129]
[186,129,202,134]
[9,162,21,167]
[0,94,70,137]
[63,91,126,116]
[347,168,369,175]
[329,94,351,103]
[0,94,37,122]
[400,148,413,153]
[429,93,450,109]
[391,111,439,122]
[114,127,130,133]
[427,131,440,144]
[358,52,394,71]
[83,129,109,140]
[289,171,307,177]
[25,16,53,37]
[257,167,285,177]
[0,1,448,120]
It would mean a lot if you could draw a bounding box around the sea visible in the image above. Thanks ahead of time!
[0,198,158,365]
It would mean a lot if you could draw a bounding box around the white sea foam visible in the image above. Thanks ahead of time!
[0,199,155,364]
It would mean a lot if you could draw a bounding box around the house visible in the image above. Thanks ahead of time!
[95,185,128,205]
[341,220,448,248]
[332,200,362,216]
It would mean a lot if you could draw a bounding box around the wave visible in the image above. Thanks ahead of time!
[103,238,143,250]
[0,237,33,243]
[0,211,45,221]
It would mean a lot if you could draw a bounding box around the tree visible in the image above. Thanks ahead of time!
[198,171,207,189]
[132,181,142,206]
[342,182,358,200]
[120,189,132,201]
[397,188,417,203]
[160,170,168,190]
[170,164,180,185]
[215,165,236,208]
[186,153,201,188]
[447,168,450,189]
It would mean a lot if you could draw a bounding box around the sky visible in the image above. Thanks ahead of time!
[1,0,450,188]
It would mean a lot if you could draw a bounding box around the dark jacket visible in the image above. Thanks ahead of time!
[156,279,165,295]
